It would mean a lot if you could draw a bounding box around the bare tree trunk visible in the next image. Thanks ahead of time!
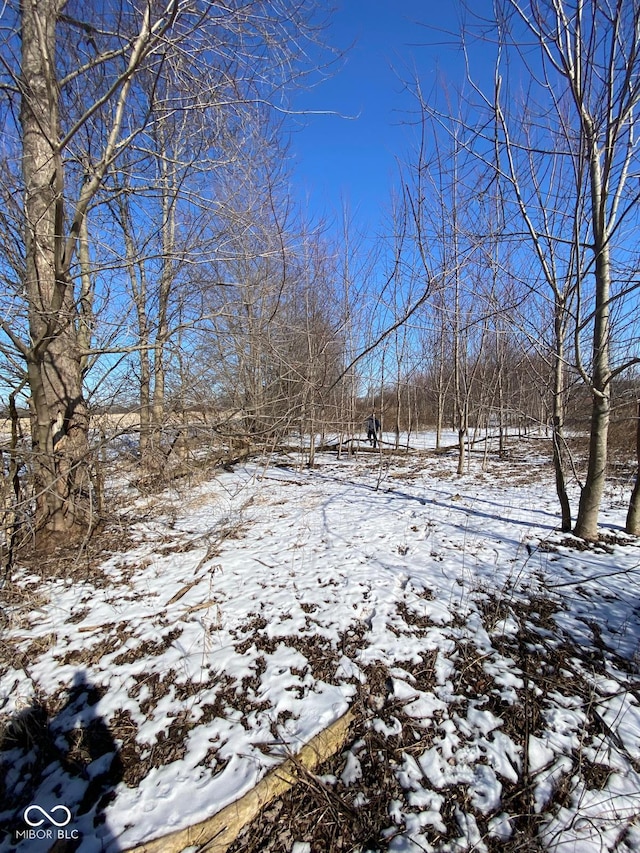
[21,0,90,539]
[575,388,610,540]
[115,192,153,461]
[149,120,176,467]
[2,391,24,576]
[406,382,414,451]
[626,399,640,535]
[574,148,611,541]
[453,276,468,476]
[435,354,445,451]
[307,402,316,467]
[77,214,95,379]
[552,303,572,532]
[394,379,402,450]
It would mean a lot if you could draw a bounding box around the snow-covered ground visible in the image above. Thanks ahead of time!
[2,435,640,852]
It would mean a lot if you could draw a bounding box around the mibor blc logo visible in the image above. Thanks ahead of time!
[24,804,71,827]
[15,804,79,842]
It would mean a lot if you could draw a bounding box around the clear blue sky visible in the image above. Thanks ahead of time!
[288,0,496,232]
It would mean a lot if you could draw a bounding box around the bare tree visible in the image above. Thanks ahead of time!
[491,0,640,539]
[12,0,182,539]
[1,0,329,543]
[488,87,589,529]
[403,94,490,475]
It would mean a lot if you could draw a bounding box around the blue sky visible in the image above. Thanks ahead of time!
[288,0,496,232]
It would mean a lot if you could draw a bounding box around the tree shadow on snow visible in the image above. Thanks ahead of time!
[0,670,123,851]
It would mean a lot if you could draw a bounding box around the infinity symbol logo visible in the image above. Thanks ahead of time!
[24,804,72,827]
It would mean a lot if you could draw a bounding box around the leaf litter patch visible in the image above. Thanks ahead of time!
[227,593,640,853]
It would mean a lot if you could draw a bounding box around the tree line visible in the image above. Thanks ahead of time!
[1,0,639,561]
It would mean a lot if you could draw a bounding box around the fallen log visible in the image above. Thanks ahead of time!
[124,708,355,853]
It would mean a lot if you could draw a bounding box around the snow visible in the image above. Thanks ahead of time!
[2,435,640,851]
